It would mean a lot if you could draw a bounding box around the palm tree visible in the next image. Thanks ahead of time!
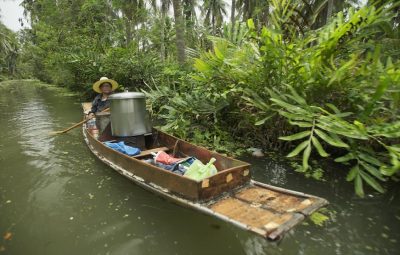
[112,0,148,47]
[0,23,18,76]
[231,0,236,40]
[235,0,269,29]
[307,0,357,28]
[183,0,198,47]
[160,0,171,61]
[326,0,334,20]
[236,0,254,22]
[202,0,227,35]
[172,0,186,65]
[183,0,197,27]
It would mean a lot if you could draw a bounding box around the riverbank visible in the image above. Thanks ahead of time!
[0,79,79,96]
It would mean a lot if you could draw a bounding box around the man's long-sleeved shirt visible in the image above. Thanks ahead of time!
[90,94,110,114]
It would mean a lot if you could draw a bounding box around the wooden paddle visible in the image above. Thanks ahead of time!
[50,108,110,135]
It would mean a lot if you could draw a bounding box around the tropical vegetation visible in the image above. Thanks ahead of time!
[1,0,399,197]
[0,21,18,80]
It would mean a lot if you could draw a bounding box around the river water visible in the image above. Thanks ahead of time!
[0,80,399,255]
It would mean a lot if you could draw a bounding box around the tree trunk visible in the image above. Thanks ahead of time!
[243,0,250,21]
[160,1,166,61]
[326,0,334,24]
[172,0,186,65]
[123,4,134,47]
[231,0,236,41]
[212,11,216,35]
[125,17,132,47]
[262,1,269,26]
[183,0,195,47]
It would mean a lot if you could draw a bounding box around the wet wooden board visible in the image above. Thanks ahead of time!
[234,186,317,214]
[207,181,328,240]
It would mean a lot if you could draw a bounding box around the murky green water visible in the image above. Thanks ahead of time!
[0,80,399,255]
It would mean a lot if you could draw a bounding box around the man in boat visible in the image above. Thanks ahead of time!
[87,77,118,118]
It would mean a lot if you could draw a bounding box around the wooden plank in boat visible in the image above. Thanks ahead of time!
[233,186,317,214]
[133,147,169,158]
[207,182,328,240]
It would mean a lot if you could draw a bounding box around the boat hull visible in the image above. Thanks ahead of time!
[83,127,328,241]
[82,102,328,240]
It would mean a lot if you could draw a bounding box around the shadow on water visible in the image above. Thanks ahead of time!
[0,81,399,255]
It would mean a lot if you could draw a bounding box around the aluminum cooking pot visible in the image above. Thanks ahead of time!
[108,92,151,137]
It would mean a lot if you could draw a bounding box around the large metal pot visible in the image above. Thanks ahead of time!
[108,92,151,137]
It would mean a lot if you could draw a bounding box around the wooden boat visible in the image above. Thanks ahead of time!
[82,103,328,241]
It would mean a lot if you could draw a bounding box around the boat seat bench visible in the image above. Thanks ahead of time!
[133,147,169,158]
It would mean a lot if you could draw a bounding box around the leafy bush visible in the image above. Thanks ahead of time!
[147,2,400,196]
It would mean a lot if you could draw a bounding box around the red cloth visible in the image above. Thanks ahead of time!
[154,151,184,165]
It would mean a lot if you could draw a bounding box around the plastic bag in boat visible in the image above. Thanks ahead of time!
[143,157,195,175]
[183,158,218,181]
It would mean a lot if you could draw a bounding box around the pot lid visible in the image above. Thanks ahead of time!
[109,92,145,100]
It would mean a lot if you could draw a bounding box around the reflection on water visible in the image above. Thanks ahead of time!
[260,161,288,186]
[0,81,399,255]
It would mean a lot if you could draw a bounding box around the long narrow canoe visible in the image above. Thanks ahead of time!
[82,103,328,240]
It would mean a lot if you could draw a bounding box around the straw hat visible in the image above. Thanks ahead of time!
[93,77,118,93]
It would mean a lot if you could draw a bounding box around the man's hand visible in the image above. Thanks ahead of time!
[86,112,95,119]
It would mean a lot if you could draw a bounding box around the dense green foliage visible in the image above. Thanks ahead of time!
[146,1,400,196]
[15,0,168,96]
[0,22,18,80]
[3,0,400,196]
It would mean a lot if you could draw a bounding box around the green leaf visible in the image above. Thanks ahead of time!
[309,211,329,226]
[362,76,390,118]
[255,116,272,126]
[316,121,368,140]
[242,95,270,111]
[335,153,355,163]
[280,111,313,121]
[280,130,311,141]
[314,129,349,148]
[353,120,366,132]
[359,161,385,181]
[325,103,341,114]
[355,174,364,197]
[303,144,311,170]
[359,171,385,193]
[288,120,313,128]
[358,153,383,167]
[270,98,309,114]
[247,19,255,30]
[194,59,210,72]
[317,116,369,139]
[334,112,353,118]
[287,140,309,158]
[287,86,307,105]
[346,165,359,181]
[214,45,224,60]
[380,165,399,176]
[311,136,329,157]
